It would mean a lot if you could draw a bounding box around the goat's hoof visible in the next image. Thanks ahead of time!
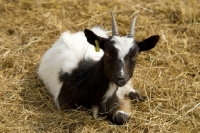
[112,111,129,125]
[129,91,145,102]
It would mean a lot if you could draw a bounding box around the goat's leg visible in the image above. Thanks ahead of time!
[100,94,130,125]
[117,80,144,102]
[112,110,130,125]
[92,105,99,119]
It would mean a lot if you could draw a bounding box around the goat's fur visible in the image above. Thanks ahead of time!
[38,14,159,125]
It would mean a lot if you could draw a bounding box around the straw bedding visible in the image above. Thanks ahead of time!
[0,0,200,132]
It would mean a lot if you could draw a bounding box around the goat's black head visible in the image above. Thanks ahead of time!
[84,12,159,87]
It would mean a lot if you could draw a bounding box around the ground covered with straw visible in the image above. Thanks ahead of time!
[0,0,200,132]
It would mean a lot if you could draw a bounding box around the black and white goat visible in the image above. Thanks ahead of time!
[38,12,159,125]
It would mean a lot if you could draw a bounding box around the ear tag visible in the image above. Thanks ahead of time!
[94,40,100,52]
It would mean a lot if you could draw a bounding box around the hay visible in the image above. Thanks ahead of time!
[0,0,200,132]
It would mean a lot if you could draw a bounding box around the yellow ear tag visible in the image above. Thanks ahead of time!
[95,40,100,52]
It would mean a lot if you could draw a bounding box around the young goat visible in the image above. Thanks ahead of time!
[37,12,159,125]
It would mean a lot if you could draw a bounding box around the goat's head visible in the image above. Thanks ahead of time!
[84,12,159,87]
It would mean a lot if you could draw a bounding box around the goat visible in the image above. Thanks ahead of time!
[37,12,159,125]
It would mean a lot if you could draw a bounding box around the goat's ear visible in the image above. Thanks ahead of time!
[84,29,107,50]
[137,35,160,52]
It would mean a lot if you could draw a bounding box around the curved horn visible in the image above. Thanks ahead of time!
[127,14,139,38]
[111,12,118,36]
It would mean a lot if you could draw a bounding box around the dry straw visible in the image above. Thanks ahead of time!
[0,0,200,132]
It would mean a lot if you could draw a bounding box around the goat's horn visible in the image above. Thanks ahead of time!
[111,12,118,36]
[127,14,139,38]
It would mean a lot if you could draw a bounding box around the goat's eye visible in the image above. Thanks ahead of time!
[105,53,110,57]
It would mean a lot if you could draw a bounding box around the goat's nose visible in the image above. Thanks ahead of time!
[117,74,125,80]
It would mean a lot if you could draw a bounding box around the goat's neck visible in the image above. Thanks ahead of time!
[92,57,109,86]
[88,57,113,104]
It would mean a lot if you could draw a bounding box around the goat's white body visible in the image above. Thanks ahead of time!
[37,27,136,108]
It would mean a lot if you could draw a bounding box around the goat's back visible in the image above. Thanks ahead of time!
[37,27,108,107]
